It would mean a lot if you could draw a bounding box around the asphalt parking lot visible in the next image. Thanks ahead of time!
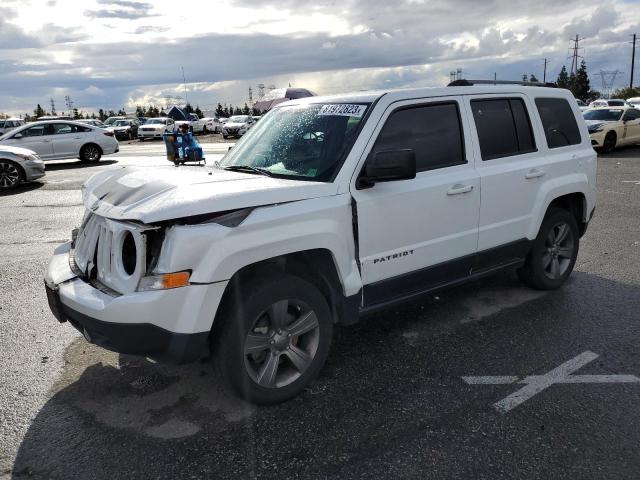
[1,142,640,479]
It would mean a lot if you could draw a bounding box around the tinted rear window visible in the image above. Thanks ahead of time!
[471,98,536,160]
[535,98,582,148]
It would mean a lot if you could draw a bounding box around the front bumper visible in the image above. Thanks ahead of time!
[24,160,46,181]
[45,242,228,363]
[589,130,607,147]
[138,130,165,138]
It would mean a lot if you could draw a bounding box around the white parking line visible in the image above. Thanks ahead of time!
[463,351,640,413]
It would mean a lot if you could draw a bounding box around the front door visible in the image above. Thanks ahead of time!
[622,108,640,144]
[5,124,54,159]
[351,98,480,307]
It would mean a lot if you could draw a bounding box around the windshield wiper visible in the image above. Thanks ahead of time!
[222,165,273,177]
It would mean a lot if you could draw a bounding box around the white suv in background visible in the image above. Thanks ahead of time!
[138,117,175,140]
[0,118,26,135]
[0,120,118,163]
[221,115,255,138]
[46,83,596,405]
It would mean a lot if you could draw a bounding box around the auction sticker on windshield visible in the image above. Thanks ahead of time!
[318,104,367,117]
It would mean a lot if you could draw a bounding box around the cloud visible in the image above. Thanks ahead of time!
[1,0,637,115]
[85,0,156,20]
[133,25,170,34]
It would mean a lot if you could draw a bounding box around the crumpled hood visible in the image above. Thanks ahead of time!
[81,167,338,223]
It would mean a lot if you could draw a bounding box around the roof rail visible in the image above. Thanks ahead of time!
[448,79,557,88]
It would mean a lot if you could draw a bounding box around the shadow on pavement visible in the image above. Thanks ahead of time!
[0,182,44,197]
[44,160,118,171]
[10,271,640,479]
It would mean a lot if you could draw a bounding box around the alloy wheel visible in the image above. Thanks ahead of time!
[243,299,320,388]
[84,146,100,162]
[0,161,20,189]
[542,221,575,280]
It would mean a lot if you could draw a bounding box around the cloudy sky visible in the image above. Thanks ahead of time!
[1,0,638,116]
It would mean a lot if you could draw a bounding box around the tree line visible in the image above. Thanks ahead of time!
[14,102,265,122]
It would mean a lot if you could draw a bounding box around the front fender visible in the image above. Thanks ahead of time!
[155,194,362,297]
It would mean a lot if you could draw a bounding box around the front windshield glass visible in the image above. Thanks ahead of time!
[228,116,250,123]
[219,103,369,182]
[114,120,129,126]
[146,119,165,124]
[583,109,623,121]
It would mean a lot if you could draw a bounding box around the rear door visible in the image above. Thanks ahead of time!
[50,123,89,159]
[351,97,480,306]
[467,94,584,264]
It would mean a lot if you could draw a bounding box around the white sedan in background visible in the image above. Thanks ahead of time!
[138,117,175,140]
[0,120,119,163]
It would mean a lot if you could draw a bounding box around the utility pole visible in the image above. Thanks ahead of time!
[181,66,188,106]
[631,33,636,89]
[50,98,56,115]
[543,58,548,83]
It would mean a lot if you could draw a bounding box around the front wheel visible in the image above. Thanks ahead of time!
[202,126,208,134]
[0,160,23,190]
[80,144,102,163]
[601,131,616,154]
[518,208,579,290]
[216,274,333,404]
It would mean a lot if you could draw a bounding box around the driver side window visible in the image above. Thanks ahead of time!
[371,102,466,172]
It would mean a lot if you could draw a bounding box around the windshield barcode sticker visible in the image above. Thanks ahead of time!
[318,104,367,117]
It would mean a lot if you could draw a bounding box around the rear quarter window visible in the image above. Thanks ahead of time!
[535,98,582,148]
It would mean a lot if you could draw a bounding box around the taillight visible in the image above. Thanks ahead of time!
[103,131,114,137]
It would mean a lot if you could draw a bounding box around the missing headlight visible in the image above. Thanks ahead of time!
[122,231,137,275]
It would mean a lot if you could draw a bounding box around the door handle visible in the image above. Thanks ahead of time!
[447,184,474,195]
[42,140,51,143]
[525,168,545,179]
[74,136,82,139]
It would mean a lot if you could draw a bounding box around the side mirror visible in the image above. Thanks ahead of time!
[357,149,416,189]
[13,133,23,139]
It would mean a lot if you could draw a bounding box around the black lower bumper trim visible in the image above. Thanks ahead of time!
[46,285,209,363]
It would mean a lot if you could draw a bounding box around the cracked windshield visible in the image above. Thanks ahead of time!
[220,103,368,181]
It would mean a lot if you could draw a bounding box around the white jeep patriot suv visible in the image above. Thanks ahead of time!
[45,83,597,404]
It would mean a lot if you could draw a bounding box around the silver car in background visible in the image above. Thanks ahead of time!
[0,145,45,190]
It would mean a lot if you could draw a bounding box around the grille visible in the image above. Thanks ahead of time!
[72,212,148,295]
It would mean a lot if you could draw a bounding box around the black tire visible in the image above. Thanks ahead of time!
[128,130,133,140]
[0,160,24,190]
[223,134,229,139]
[80,144,102,163]
[215,273,333,405]
[517,208,579,290]
[202,126,208,135]
[601,131,616,154]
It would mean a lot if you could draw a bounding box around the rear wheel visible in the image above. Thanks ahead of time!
[0,160,23,190]
[601,131,617,153]
[216,274,333,404]
[80,144,102,163]
[518,208,579,290]
[202,126,208,135]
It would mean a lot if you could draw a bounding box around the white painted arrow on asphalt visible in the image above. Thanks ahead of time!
[462,351,640,413]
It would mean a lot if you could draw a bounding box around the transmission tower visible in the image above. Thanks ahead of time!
[248,87,253,108]
[568,35,584,76]
[257,84,265,99]
[449,68,463,83]
[599,70,623,99]
[50,98,56,115]
[64,95,74,114]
